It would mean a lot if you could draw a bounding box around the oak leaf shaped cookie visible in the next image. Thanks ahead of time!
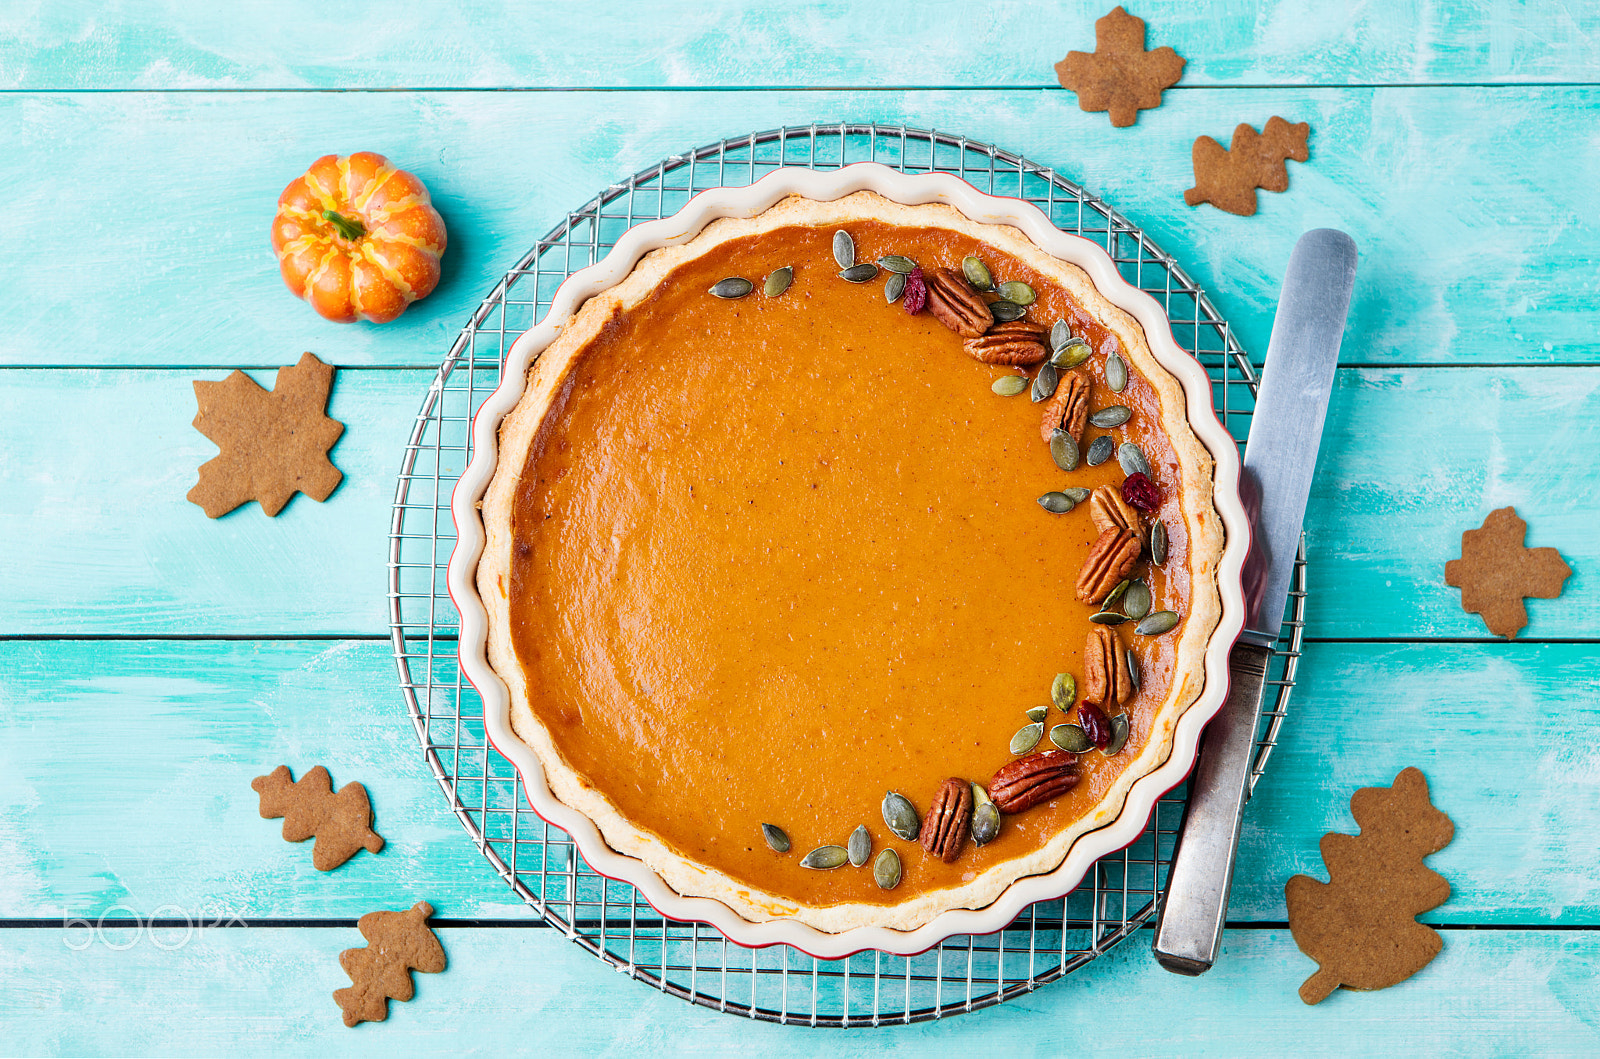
[1444,506,1570,638]
[252,764,384,871]
[187,352,344,517]
[1183,117,1310,216]
[1053,6,1185,128]
[1287,768,1453,1005]
[334,902,446,1026]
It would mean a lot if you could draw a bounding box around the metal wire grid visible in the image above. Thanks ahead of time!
[387,124,1305,1027]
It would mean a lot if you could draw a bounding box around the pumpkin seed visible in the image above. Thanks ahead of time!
[1050,723,1093,753]
[1086,435,1115,467]
[992,374,1028,397]
[971,800,1001,846]
[1026,705,1049,723]
[1051,672,1077,710]
[1100,579,1131,611]
[1031,362,1060,403]
[990,300,1027,323]
[1051,319,1071,352]
[1103,713,1130,756]
[1135,610,1179,636]
[710,277,753,299]
[1106,352,1128,393]
[1062,486,1092,503]
[1089,405,1132,428]
[1089,611,1130,625]
[1011,722,1044,755]
[1126,648,1141,692]
[996,280,1036,305]
[763,267,793,298]
[1123,579,1152,620]
[1037,491,1075,514]
[873,847,902,890]
[839,263,879,283]
[1052,339,1093,369]
[884,270,906,303]
[833,230,855,269]
[848,825,872,867]
[1150,519,1168,565]
[800,845,849,870]
[962,255,994,291]
[970,783,1001,846]
[1049,429,1080,472]
[761,823,791,853]
[878,254,916,274]
[1117,441,1151,477]
[882,791,921,841]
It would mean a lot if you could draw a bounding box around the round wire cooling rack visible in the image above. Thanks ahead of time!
[387,124,1307,1027]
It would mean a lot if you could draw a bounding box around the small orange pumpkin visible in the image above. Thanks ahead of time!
[271,152,448,323]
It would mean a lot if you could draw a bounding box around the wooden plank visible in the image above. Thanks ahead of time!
[1308,366,1594,640]
[0,639,533,922]
[1,639,1593,924]
[5,1,1600,90]
[0,366,1590,639]
[1232,640,1600,925]
[0,369,421,637]
[2,924,1594,1053]
[2,88,1598,369]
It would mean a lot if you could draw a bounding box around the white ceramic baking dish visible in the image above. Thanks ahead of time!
[449,162,1249,959]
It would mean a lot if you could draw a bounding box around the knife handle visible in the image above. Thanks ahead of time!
[1152,642,1273,975]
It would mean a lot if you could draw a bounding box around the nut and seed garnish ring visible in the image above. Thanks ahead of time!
[388,124,1306,1028]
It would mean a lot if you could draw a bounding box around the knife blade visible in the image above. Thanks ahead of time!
[1152,228,1357,975]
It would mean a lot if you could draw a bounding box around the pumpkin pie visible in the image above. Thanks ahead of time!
[476,191,1224,933]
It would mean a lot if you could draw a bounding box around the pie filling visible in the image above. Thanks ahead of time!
[502,217,1203,911]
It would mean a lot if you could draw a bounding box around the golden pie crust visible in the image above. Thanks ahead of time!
[478,191,1224,933]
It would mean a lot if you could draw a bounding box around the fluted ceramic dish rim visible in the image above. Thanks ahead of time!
[448,162,1249,960]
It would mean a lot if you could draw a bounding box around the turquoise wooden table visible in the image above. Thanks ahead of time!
[4,2,1598,1053]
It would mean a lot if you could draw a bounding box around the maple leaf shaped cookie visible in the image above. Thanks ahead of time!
[1184,116,1311,216]
[187,352,344,517]
[1054,6,1186,128]
[1444,506,1571,638]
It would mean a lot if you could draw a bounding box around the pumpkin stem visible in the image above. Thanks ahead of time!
[322,209,367,241]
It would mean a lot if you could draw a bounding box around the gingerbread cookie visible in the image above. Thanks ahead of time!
[334,902,446,1026]
[1286,768,1453,1005]
[252,765,383,871]
[1444,507,1571,638]
[1183,117,1310,216]
[188,352,344,517]
[1053,6,1185,128]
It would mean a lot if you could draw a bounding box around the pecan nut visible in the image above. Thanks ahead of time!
[1084,625,1133,707]
[1040,371,1093,443]
[1075,526,1141,603]
[924,267,993,338]
[1089,484,1143,544]
[964,320,1050,366]
[990,750,1079,813]
[920,777,973,863]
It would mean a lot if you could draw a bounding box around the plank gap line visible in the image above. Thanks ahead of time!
[7,918,1588,931]
[7,362,1598,373]
[4,634,1592,645]
[5,82,1600,96]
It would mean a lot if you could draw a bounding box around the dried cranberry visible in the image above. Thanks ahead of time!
[1076,703,1111,749]
[903,266,928,315]
[1122,472,1162,512]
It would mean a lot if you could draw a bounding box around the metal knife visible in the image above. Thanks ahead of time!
[1152,228,1357,975]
